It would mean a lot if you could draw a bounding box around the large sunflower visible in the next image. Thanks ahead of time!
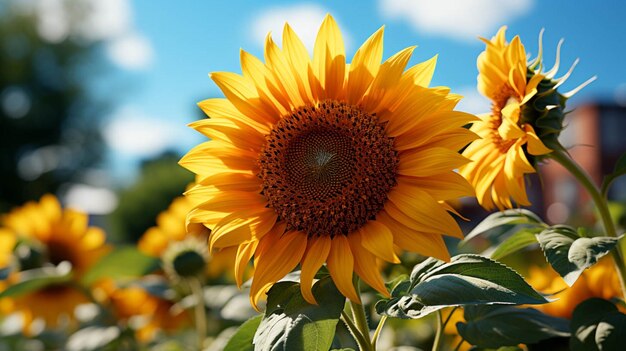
[0,195,109,330]
[181,15,476,308]
[459,27,553,210]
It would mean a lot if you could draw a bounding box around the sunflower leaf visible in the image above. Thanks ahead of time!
[376,254,548,319]
[462,209,546,244]
[601,152,626,196]
[0,263,72,298]
[253,277,345,351]
[80,247,159,286]
[570,298,618,351]
[457,305,569,349]
[489,228,540,260]
[536,226,622,286]
[223,314,263,351]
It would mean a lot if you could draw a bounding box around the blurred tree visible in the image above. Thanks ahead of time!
[109,151,194,243]
[0,1,108,212]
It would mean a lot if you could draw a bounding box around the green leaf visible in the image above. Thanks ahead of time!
[463,209,546,244]
[595,311,626,351]
[602,152,626,196]
[224,315,263,351]
[376,255,548,319]
[0,263,72,298]
[457,305,569,348]
[570,298,619,351]
[490,229,539,260]
[536,226,621,286]
[81,247,160,286]
[253,277,345,351]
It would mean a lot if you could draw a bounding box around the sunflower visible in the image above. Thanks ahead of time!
[459,26,593,210]
[94,279,189,342]
[0,194,109,330]
[181,15,476,308]
[526,258,622,319]
[458,27,554,210]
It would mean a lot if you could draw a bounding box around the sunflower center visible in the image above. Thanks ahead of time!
[258,100,398,238]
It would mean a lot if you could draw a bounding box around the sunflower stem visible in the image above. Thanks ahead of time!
[350,299,373,351]
[371,315,387,351]
[188,277,207,350]
[432,310,444,351]
[341,310,371,351]
[549,150,626,300]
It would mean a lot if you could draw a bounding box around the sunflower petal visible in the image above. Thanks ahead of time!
[300,236,332,304]
[327,235,360,303]
[348,233,389,296]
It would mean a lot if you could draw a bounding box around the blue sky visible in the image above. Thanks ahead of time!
[100,0,626,182]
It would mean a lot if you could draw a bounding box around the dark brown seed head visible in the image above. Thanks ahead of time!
[257,100,398,237]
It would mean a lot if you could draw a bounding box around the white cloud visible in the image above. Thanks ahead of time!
[106,33,153,70]
[380,0,533,42]
[455,86,490,115]
[11,0,152,71]
[251,4,351,53]
[104,106,189,158]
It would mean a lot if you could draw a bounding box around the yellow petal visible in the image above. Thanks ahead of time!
[377,211,451,261]
[197,98,270,134]
[387,186,463,238]
[210,72,278,124]
[300,236,332,304]
[250,230,307,310]
[348,234,389,297]
[313,14,346,100]
[359,221,399,263]
[235,240,258,287]
[346,26,384,104]
[282,23,314,104]
[398,147,470,177]
[498,102,525,140]
[327,235,360,303]
[404,55,437,87]
[524,125,552,155]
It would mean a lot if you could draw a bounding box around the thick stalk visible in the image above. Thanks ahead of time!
[550,150,626,299]
[431,310,444,351]
[188,277,207,350]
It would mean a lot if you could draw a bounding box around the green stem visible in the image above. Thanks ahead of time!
[550,150,626,299]
[341,310,371,351]
[432,310,444,351]
[371,315,387,351]
[188,277,207,350]
[350,299,372,351]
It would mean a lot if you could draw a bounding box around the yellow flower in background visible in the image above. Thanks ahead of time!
[0,195,110,330]
[94,279,189,342]
[459,27,551,210]
[180,14,476,308]
[526,258,622,319]
[137,195,234,279]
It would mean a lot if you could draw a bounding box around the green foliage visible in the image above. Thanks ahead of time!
[0,4,107,211]
[490,228,540,260]
[462,209,546,244]
[81,247,159,286]
[252,277,345,351]
[536,225,622,285]
[602,152,626,197]
[570,298,626,351]
[108,152,194,243]
[375,255,548,319]
[457,305,569,348]
[224,315,263,351]
[0,264,72,298]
